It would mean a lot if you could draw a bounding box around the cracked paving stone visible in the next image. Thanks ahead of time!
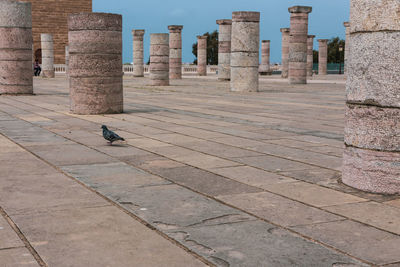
[167,220,368,267]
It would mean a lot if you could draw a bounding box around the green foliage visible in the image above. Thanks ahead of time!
[192,30,219,65]
[327,37,345,63]
[314,37,346,64]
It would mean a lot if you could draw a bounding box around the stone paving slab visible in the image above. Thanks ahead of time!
[0,247,39,267]
[217,192,345,227]
[12,206,206,267]
[325,202,400,235]
[0,215,23,249]
[167,220,366,267]
[1,75,399,265]
[292,220,400,265]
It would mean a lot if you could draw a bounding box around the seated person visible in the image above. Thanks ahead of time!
[33,60,41,76]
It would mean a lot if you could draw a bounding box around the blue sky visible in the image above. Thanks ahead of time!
[93,0,349,64]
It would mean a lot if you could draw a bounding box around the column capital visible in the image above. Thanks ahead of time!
[197,35,207,40]
[288,6,312,14]
[318,39,329,43]
[343,21,350,28]
[232,11,260,22]
[132,29,145,36]
[262,40,270,43]
[280,28,290,33]
[216,19,232,25]
[308,35,316,39]
[168,25,183,33]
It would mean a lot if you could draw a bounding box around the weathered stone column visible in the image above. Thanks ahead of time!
[259,40,271,75]
[343,0,400,194]
[216,19,232,81]
[150,33,169,86]
[68,13,123,114]
[41,34,55,78]
[168,25,183,79]
[65,45,69,75]
[318,39,328,75]
[230,11,260,92]
[343,22,350,74]
[197,35,207,76]
[280,28,290,78]
[288,6,312,84]
[0,0,33,94]
[132,29,145,77]
[306,35,315,77]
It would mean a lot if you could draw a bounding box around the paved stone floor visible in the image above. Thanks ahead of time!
[0,74,399,267]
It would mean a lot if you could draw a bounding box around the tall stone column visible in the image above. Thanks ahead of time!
[68,13,123,114]
[318,39,328,75]
[0,0,33,95]
[216,19,232,81]
[65,45,69,75]
[197,35,207,76]
[132,29,145,77]
[343,0,400,194]
[150,33,169,86]
[307,35,315,77]
[168,25,183,79]
[230,11,260,92]
[343,22,350,74]
[259,40,271,75]
[288,6,312,84]
[280,28,290,78]
[41,33,55,78]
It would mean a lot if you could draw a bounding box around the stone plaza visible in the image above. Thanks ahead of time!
[0,0,399,266]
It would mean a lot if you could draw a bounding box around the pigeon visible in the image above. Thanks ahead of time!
[101,125,125,145]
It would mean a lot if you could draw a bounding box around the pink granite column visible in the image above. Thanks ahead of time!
[307,35,315,77]
[259,40,271,75]
[280,28,290,78]
[197,35,207,76]
[318,39,328,75]
[288,6,312,84]
[168,25,183,79]
[343,22,350,75]
[0,0,33,94]
[230,11,260,92]
[68,13,123,114]
[150,33,169,86]
[132,29,145,77]
[41,34,55,78]
[343,0,400,194]
[216,19,232,81]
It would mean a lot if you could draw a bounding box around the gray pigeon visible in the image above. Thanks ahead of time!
[102,125,125,145]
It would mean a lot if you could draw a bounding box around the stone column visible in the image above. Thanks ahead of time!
[259,40,271,75]
[197,35,207,76]
[343,22,350,74]
[0,0,33,95]
[168,25,183,79]
[65,45,69,75]
[343,0,400,194]
[150,33,169,86]
[41,34,55,78]
[230,11,260,92]
[280,28,290,78]
[288,6,312,84]
[216,19,232,81]
[307,35,315,77]
[68,13,123,114]
[318,39,328,75]
[132,29,145,77]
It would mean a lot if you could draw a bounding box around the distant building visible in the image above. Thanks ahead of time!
[21,0,92,64]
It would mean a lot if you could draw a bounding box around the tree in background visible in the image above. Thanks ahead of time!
[192,30,218,65]
[314,37,345,63]
[327,37,345,63]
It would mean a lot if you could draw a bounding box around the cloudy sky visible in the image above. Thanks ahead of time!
[93,0,349,64]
